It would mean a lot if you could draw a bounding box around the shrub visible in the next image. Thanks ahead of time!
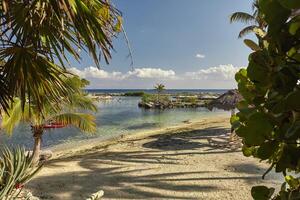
[0,147,43,199]
[231,1,300,199]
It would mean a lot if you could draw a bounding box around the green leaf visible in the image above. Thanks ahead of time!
[278,0,300,9]
[244,39,261,51]
[259,0,291,35]
[289,22,300,35]
[285,175,300,189]
[242,145,257,157]
[247,52,271,86]
[256,141,278,160]
[251,185,275,200]
[285,90,300,111]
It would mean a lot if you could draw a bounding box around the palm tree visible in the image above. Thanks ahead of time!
[1,76,97,164]
[0,0,122,113]
[154,83,165,103]
[230,1,266,39]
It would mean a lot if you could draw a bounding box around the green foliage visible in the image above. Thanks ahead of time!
[124,91,145,96]
[182,96,198,105]
[154,83,165,94]
[0,0,122,112]
[232,0,300,199]
[141,94,170,104]
[0,147,43,199]
[1,75,97,134]
[230,1,267,38]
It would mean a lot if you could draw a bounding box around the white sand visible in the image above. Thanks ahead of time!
[27,116,280,200]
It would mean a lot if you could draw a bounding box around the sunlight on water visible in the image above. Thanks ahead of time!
[0,97,229,149]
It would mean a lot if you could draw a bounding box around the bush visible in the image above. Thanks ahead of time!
[124,91,145,96]
[232,1,300,199]
[0,147,43,199]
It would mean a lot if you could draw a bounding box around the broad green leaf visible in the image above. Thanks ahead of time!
[256,141,278,160]
[285,175,300,189]
[251,186,275,200]
[242,145,257,157]
[244,39,261,51]
[259,0,291,34]
[278,0,300,9]
[285,90,300,111]
[289,22,300,35]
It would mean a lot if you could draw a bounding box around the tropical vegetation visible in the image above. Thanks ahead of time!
[1,75,97,164]
[0,147,43,199]
[154,83,166,102]
[231,0,300,199]
[230,0,266,39]
[0,0,122,113]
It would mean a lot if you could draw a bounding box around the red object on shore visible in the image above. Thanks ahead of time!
[15,183,24,189]
[43,122,65,129]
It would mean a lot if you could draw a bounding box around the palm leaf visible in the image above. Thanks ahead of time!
[238,25,258,38]
[0,0,122,111]
[230,12,256,24]
[49,113,96,133]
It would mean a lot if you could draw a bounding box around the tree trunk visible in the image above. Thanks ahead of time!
[32,126,43,165]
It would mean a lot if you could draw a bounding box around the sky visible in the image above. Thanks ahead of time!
[70,0,255,89]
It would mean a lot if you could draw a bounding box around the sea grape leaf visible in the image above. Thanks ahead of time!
[251,186,275,200]
[259,0,290,35]
[247,51,272,86]
[238,113,273,146]
[242,145,256,157]
[285,90,300,111]
[289,22,300,35]
[285,175,300,189]
[256,141,278,160]
[278,0,300,9]
[244,39,261,51]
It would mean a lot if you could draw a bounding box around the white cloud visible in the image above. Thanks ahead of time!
[185,64,241,81]
[195,53,205,59]
[127,68,176,79]
[69,66,124,80]
[70,67,177,80]
[69,64,243,89]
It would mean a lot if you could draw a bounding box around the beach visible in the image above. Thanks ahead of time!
[27,115,280,200]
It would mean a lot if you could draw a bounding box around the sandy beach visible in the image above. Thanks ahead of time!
[27,116,280,200]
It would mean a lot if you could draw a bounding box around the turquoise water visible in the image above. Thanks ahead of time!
[0,96,229,149]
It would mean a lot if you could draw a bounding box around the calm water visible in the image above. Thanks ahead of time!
[86,89,228,94]
[0,96,229,149]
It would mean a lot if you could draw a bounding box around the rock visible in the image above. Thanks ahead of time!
[40,150,53,161]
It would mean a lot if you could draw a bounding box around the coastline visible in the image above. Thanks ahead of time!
[28,113,281,200]
[48,112,230,159]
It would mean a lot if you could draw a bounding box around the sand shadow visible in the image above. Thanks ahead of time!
[27,126,270,199]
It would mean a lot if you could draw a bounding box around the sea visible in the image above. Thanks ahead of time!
[0,89,230,149]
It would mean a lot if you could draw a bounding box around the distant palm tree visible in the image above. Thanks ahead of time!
[230,1,266,39]
[154,83,165,102]
[1,76,97,164]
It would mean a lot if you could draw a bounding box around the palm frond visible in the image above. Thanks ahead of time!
[0,47,72,112]
[0,0,122,111]
[1,98,37,134]
[50,113,96,133]
[238,25,258,38]
[230,12,256,24]
[67,94,98,112]
[1,98,22,134]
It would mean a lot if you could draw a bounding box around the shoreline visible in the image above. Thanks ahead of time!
[48,112,230,159]
[28,113,281,200]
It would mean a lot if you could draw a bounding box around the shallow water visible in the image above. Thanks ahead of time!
[0,96,229,149]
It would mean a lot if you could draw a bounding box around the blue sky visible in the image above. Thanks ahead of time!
[70,0,255,89]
